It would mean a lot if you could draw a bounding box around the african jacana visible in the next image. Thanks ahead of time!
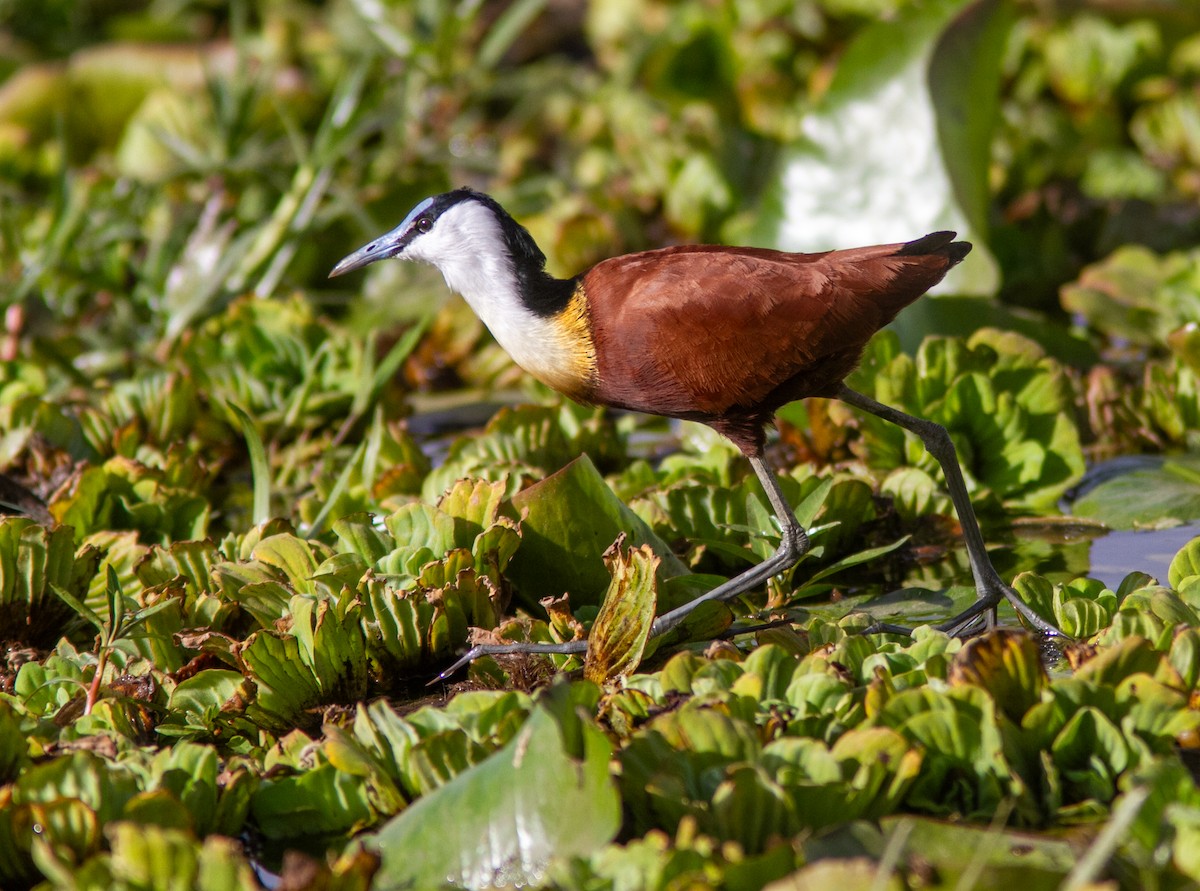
[330,188,1057,673]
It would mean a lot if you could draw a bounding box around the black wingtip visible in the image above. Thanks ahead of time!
[897,230,972,264]
[945,240,972,264]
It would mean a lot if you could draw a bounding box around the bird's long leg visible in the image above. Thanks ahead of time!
[836,385,1059,636]
[432,454,811,681]
[649,454,809,637]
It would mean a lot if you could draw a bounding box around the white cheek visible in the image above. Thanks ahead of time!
[406,226,458,265]
[403,200,580,385]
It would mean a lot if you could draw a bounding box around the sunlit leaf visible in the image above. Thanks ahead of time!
[1061,244,1200,347]
[238,592,369,732]
[251,761,377,840]
[584,540,658,685]
[1169,534,1200,589]
[371,685,619,890]
[108,824,262,891]
[507,454,688,609]
[1072,455,1200,530]
[948,629,1047,723]
[0,519,101,646]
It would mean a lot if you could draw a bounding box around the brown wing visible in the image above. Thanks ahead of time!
[582,238,966,447]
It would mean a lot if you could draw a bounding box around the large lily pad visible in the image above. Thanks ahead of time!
[370,684,620,890]
[507,454,688,608]
[1071,454,1200,530]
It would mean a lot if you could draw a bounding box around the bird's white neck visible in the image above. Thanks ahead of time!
[407,201,592,392]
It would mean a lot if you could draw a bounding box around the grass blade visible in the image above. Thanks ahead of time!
[305,439,367,541]
[229,402,272,525]
[351,314,432,418]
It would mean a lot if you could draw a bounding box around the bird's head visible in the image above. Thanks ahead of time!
[328,187,547,280]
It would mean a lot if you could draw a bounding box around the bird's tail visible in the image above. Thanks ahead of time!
[896,230,971,265]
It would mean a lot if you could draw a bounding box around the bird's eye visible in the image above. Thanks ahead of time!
[416,217,432,233]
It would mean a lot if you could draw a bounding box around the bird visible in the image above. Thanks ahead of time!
[330,187,1058,674]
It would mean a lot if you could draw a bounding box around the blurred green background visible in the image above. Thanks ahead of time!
[3,0,1199,350]
[5,3,1200,888]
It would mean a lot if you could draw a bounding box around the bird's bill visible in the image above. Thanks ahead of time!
[328,226,406,278]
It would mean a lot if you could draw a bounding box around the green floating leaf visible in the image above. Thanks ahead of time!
[584,541,659,685]
[1012,571,1115,635]
[1102,609,1172,650]
[1051,706,1130,802]
[948,629,1047,724]
[881,466,952,523]
[251,761,377,840]
[332,513,393,566]
[508,454,688,610]
[323,726,407,818]
[49,457,211,543]
[107,824,262,891]
[1166,627,1200,692]
[0,703,28,784]
[400,729,493,799]
[1072,455,1200,530]
[120,791,193,831]
[736,644,801,703]
[421,403,624,502]
[370,685,619,890]
[437,477,508,542]
[764,856,905,891]
[240,592,369,733]
[873,685,1012,818]
[849,332,1084,513]
[135,538,220,594]
[143,742,222,835]
[1117,674,1199,750]
[1172,802,1200,882]
[251,533,323,594]
[764,729,923,833]
[21,752,117,812]
[0,804,34,886]
[620,701,762,837]
[861,814,1075,890]
[13,655,84,717]
[711,764,799,855]
[1061,244,1200,347]
[1057,597,1111,639]
[15,797,101,882]
[392,691,533,797]
[1011,573,1055,626]
[360,556,503,677]
[0,518,102,647]
[1073,634,1163,686]
[1169,533,1200,589]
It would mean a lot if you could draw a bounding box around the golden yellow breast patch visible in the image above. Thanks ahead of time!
[532,283,598,402]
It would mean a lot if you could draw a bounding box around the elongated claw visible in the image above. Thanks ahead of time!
[429,639,589,685]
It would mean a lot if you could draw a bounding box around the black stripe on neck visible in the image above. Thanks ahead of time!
[514,268,579,318]
[447,189,578,318]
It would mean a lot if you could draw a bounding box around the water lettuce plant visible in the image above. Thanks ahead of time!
[3,0,1200,888]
